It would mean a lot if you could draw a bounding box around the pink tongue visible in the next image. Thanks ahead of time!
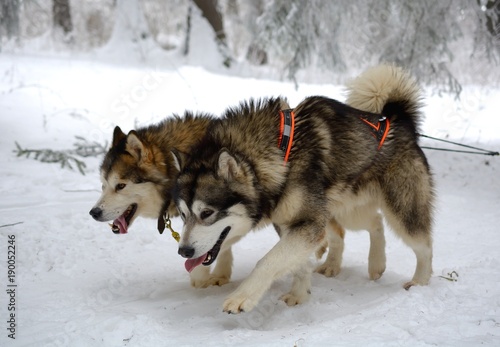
[113,215,128,234]
[184,253,208,273]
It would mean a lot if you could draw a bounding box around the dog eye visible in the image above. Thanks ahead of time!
[200,209,214,220]
[115,183,126,191]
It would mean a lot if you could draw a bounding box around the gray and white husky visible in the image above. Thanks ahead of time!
[172,64,434,313]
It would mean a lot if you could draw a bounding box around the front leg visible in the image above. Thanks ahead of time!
[190,264,211,288]
[189,247,234,288]
[204,237,240,287]
[204,247,233,287]
[223,231,318,314]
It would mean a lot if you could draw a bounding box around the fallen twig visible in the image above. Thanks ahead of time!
[0,222,24,229]
[438,271,459,282]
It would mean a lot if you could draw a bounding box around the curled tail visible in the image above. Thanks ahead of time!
[345,64,423,132]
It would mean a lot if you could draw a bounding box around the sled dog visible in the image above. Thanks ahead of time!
[173,64,434,313]
[87,108,295,289]
[87,110,288,289]
[89,114,212,235]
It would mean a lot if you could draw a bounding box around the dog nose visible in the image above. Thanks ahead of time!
[178,246,195,258]
[89,207,102,220]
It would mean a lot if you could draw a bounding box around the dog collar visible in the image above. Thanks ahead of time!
[359,115,390,150]
[158,210,180,242]
[278,109,295,162]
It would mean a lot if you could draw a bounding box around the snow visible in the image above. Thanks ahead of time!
[0,51,499,347]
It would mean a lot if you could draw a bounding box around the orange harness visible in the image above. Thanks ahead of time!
[277,111,389,164]
[278,109,295,162]
[359,115,390,150]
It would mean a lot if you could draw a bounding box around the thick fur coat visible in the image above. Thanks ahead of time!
[173,65,434,313]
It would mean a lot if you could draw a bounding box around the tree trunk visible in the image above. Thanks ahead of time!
[0,0,20,40]
[192,0,232,67]
[485,0,500,38]
[184,4,192,56]
[53,0,73,34]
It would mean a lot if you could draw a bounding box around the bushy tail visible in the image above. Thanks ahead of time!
[345,64,423,132]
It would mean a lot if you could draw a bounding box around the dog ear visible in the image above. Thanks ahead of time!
[171,149,188,172]
[112,126,126,147]
[217,149,243,181]
[126,131,149,163]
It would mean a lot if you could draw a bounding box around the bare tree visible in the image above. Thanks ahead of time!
[0,0,20,41]
[52,0,73,35]
[192,0,232,67]
[480,0,500,38]
[372,0,464,97]
[184,4,192,56]
[253,0,345,84]
[473,0,500,64]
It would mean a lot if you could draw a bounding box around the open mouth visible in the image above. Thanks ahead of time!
[184,226,231,273]
[109,204,137,234]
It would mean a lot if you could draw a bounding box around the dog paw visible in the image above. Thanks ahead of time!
[222,295,257,314]
[403,280,416,290]
[368,264,386,281]
[189,266,210,288]
[403,277,430,290]
[207,275,230,287]
[191,279,207,288]
[280,292,309,306]
[315,262,341,277]
[191,275,230,288]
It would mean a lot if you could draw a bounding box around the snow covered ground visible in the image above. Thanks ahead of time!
[0,53,499,347]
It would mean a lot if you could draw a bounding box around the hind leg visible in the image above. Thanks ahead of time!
[315,218,345,277]
[342,207,387,280]
[317,210,387,280]
[382,156,434,288]
[384,211,433,289]
[281,262,312,306]
[367,212,386,280]
[401,237,432,289]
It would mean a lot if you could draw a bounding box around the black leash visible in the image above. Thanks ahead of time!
[418,133,499,156]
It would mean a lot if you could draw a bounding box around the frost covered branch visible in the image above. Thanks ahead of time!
[14,137,107,175]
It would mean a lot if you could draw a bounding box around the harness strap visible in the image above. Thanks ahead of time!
[278,109,295,162]
[359,115,390,150]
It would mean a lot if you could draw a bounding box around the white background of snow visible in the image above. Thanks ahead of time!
[1,10,500,346]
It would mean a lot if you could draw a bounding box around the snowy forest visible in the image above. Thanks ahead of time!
[1,1,500,346]
[1,0,500,94]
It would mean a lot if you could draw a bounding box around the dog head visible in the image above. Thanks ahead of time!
[89,126,172,234]
[173,149,261,272]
